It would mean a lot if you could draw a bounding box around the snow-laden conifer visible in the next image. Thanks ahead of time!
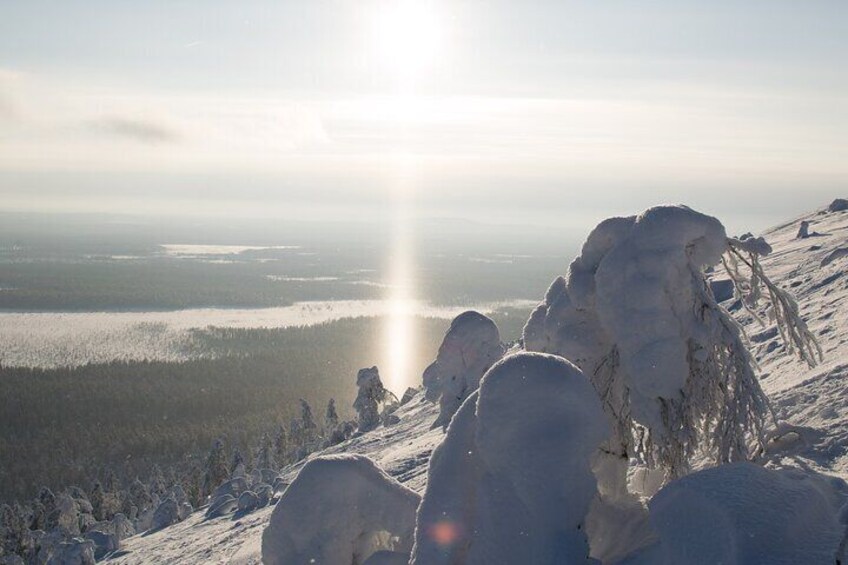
[523,205,820,482]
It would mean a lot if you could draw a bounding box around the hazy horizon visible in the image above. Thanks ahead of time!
[2,0,846,228]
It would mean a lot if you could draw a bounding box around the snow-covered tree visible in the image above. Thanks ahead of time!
[30,499,47,532]
[180,463,205,509]
[411,353,608,564]
[326,421,357,447]
[289,418,303,454]
[89,481,105,522]
[230,448,246,478]
[299,399,317,443]
[354,367,393,433]
[273,425,289,467]
[523,205,820,482]
[37,487,57,528]
[104,469,121,494]
[203,439,230,498]
[254,433,277,471]
[262,455,421,565]
[148,465,167,498]
[125,479,153,518]
[1,503,24,556]
[324,398,339,435]
[422,311,505,430]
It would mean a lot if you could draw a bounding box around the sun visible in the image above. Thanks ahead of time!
[373,0,443,85]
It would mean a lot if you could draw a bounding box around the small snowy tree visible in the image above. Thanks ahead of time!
[324,398,339,435]
[203,439,230,498]
[523,205,820,482]
[354,367,394,433]
[230,448,246,478]
[422,311,505,430]
[0,503,24,556]
[104,469,121,494]
[148,465,167,498]
[89,481,105,522]
[254,433,277,471]
[181,463,205,508]
[125,479,153,518]
[262,455,421,565]
[299,399,318,446]
[273,425,289,467]
[289,418,303,455]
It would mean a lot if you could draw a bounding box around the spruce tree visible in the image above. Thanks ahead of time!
[203,439,230,498]
[324,398,339,435]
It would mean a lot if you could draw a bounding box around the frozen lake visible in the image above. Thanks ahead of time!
[0,299,536,368]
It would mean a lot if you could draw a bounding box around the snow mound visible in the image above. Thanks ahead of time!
[625,463,847,565]
[821,247,848,267]
[411,352,608,564]
[422,311,505,430]
[828,198,848,213]
[150,497,180,532]
[237,491,260,513]
[40,536,96,565]
[262,454,421,565]
[205,495,237,519]
[211,477,248,500]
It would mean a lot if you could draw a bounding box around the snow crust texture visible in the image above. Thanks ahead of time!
[261,454,421,565]
[412,352,608,565]
[423,311,505,430]
[625,463,846,565]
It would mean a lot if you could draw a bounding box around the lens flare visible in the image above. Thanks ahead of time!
[427,520,463,547]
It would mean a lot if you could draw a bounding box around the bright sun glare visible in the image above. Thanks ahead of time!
[372,2,444,392]
[373,0,443,85]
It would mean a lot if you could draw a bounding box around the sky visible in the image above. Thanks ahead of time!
[1,0,847,234]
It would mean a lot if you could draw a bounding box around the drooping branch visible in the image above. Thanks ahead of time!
[725,240,822,367]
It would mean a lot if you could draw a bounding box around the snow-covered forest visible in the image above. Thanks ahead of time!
[0,313,530,504]
[3,200,847,564]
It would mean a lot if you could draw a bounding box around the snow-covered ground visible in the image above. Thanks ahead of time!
[0,299,535,368]
[741,205,848,477]
[113,202,848,564]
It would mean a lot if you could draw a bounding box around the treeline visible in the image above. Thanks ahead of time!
[0,250,563,311]
[0,259,379,311]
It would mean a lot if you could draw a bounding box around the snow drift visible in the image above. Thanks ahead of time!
[422,311,505,430]
[262,454,421,565]
[411,352,608,564]
[623,463,847,565]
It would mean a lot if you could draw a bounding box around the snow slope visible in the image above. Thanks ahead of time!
[737,204,848,477]
[113,202,848,564]
[113,397,443,564]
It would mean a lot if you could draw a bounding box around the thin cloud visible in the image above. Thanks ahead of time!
[0,69,22,123]
[86,116,181,144]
